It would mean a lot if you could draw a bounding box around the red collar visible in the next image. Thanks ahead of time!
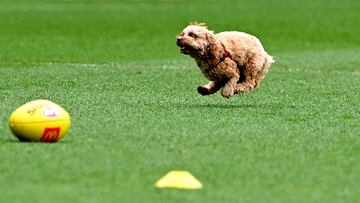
[223,49,231,59]
[204,46,233,73]
[222,49,232,61]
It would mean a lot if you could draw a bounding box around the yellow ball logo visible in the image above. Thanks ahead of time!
[9,100,71,142]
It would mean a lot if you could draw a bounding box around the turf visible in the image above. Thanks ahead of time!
[0,0,360,203]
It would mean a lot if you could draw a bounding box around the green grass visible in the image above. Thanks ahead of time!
[0,0,360,203]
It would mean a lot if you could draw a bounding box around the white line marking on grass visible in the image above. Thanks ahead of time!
[0,61,194,70]
[273,68,360,76]
[1,61,359,75]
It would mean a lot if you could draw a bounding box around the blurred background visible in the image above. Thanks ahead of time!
[0,0,359,63]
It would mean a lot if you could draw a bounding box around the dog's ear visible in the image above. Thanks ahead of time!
[205,32,223,65]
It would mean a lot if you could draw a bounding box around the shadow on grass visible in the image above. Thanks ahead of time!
[177,103,264,109]
[1,139,73,144]
[126,99,278,110]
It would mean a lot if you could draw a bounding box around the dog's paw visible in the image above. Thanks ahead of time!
[221,88,234,98]
[197,86,210,95]
[234,85,250,94]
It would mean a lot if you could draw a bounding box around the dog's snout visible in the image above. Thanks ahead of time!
[176,37,183,46]
[176,37,182,43]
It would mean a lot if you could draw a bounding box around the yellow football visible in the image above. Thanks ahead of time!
[9,99,71,142]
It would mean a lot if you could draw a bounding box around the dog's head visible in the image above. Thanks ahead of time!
[176,22,222,61]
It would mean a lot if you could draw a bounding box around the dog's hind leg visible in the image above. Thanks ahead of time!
[234,54,273,94]
[234,80,257,94]
[233,66,258,94]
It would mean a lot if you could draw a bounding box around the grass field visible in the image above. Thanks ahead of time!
[0,0,360,202]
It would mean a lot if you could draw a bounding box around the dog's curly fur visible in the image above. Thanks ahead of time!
[176,22,274,98]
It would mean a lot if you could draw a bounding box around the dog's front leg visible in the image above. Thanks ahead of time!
[221,74,240,98]
[197,81,222,95]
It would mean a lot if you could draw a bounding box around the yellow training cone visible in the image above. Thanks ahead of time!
[155,170,203,189]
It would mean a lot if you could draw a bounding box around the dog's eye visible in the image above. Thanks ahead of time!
[189,32,197,38]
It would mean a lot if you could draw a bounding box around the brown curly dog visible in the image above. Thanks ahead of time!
[176,22,274,98]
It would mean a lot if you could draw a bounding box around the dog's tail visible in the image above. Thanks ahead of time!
[258,53,274,80]
[267,53,275,64]
[263,53,275,74]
